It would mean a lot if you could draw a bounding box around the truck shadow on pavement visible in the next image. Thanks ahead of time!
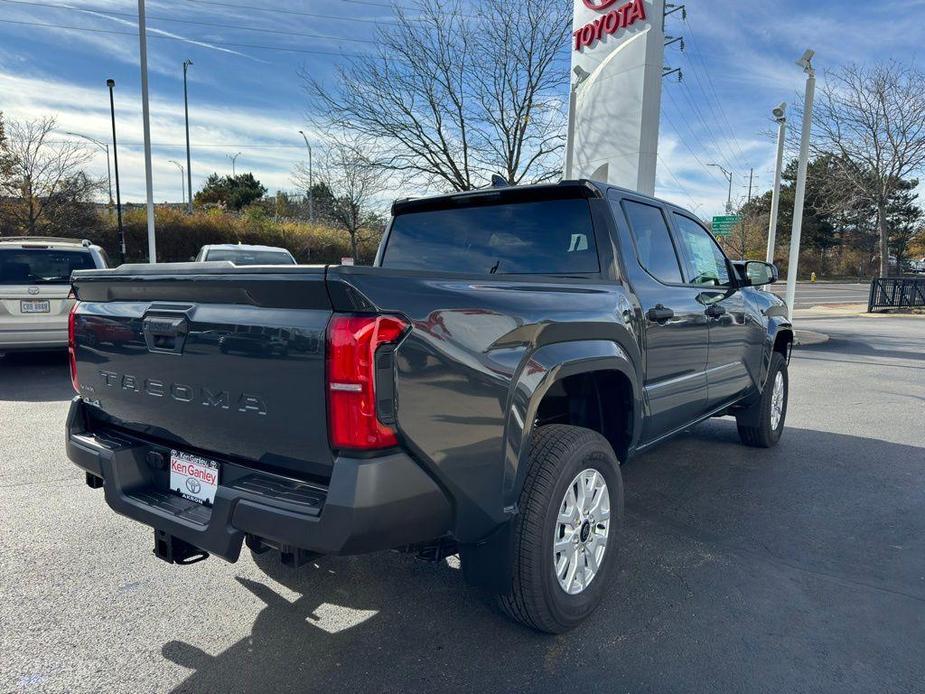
[161,420,925,694]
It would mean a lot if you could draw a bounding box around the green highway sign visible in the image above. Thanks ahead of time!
[711,215,741,238]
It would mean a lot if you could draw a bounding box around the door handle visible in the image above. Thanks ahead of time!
[704,304,727,319]
[646,305,675,322]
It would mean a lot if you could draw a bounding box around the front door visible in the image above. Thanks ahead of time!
[669,212,753,407]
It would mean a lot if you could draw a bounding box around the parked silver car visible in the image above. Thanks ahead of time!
[0,237,109,353]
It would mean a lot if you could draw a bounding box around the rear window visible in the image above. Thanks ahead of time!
[205,249,295,265]
[0,248,96,284]
[381,198,600,275]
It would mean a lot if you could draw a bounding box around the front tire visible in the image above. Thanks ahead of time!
[736,352,788,448]
[498,425,623,633]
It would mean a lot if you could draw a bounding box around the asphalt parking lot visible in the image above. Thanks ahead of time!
[1,313,923,693]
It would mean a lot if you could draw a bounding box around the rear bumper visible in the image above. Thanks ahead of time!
[0,325,67,350]
[65,398,452,562]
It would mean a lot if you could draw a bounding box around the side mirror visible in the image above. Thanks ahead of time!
[744,261,778,286]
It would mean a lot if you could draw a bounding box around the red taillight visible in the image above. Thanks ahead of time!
[326,314,408,450]
[68,301,80,394]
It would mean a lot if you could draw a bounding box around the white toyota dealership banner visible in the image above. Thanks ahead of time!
[569,0,665,195]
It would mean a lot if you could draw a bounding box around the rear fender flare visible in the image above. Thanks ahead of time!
[501,340,640,510]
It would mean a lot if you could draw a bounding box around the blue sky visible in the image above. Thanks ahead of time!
[0,0,923,217]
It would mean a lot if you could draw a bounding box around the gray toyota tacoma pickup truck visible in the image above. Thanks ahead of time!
[65,180,792,633]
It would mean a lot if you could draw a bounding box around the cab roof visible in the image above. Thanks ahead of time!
[0,236,97,249]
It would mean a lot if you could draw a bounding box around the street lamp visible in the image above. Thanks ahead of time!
[227,152,241,176]
[168,160,186,206]
[183,58,193,213]
[564,65,591,179]
[298,130,314,223]
[785,49,817,320]
[106,78,126,263]
[65,131,112,207]
[766,102,787,265]
[708,163,734,214]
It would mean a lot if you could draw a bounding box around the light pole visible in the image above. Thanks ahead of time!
[785,50,816,320]
[168,160,185,206]
[564,65,591,179]
[767,102,787,265]
[298,130,314,223]
[106,78,126,263]
[138,0,157,262]
[183,58,193,213]
[709,163,734,214]
[227,152,241,176]
[65,132,112,206]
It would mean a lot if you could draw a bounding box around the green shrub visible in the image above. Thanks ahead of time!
[81,205,380,265]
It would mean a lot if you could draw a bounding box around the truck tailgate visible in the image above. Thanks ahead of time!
[71,264,333,480]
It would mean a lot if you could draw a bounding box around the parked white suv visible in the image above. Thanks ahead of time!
[194,243,296,265]
[0,237,109,353]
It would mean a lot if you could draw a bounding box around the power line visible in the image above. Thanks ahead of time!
[0,0,377,44]
[675,77,739,172]
[682,13,748,164]
[184,0,408,26]
[0,17,378,58]
[662,90,727,187]
[657,153,702,215]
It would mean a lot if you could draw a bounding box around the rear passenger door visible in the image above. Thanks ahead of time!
[613,195,711,442]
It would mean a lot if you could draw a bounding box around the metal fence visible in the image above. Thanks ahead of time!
[868,277,925,312]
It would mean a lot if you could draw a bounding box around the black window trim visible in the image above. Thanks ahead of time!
[668,208,738,289]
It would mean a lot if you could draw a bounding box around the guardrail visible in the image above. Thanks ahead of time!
[868,277,925,312]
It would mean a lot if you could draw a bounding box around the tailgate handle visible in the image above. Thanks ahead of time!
[143,315,189,354]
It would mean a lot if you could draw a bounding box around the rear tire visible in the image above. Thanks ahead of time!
[736,352,788,448]
[498,424,623,633]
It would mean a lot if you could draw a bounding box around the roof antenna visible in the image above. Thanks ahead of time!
[490,174,509,188]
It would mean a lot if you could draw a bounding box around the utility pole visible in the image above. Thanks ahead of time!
[227,152,241,176]
[169,160,185,206]
[785,50,817,320]
[138,0,156,262]
[106,79,126,263]
[709,163,734,214]
[767,103,787,264]
[746,168,754,204]
[183,59,194,213]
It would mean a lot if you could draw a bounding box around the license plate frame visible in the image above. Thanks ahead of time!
[20,299,50,314]
[169,450,220,506]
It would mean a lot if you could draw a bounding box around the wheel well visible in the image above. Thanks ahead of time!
[773,330,793,361]
[534,370,633,462]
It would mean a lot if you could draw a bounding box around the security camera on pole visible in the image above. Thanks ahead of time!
[767,102,787,264]
[784,50,816,320]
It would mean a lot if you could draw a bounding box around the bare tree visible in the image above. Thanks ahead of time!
[0,116,99,235]
[809,62,925,275]
[302,0,570,191]
[294,139,388,260]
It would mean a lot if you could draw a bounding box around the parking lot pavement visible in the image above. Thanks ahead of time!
[1,315,923,694]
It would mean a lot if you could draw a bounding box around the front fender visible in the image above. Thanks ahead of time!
[762,308,792,384]
[501,340,641,510]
